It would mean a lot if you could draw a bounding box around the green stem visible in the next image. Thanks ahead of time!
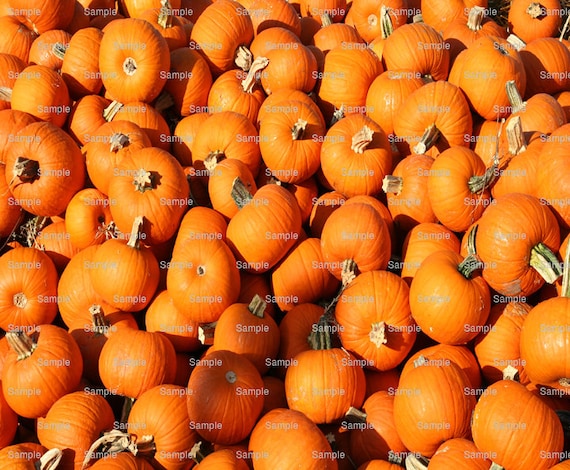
[530,243,563,284]
[413,123,440,155]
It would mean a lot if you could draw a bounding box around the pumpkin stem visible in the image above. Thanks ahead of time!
[405,453,430,470]
[505,80,526,114]
[529,242,563,284]
[502,364,520,381]
[506,34,526,51]
[330,105,345,127]
[12,157,39,183]
[561,236,570,298]
[204,153,222,173]
[89,304,112,336]
[380,5,394,38]
[153,90,175,113]
[466,6,486,30]
[81,430,142,468]
[102,100,124,121]
[413,355,428,368]
[560,13,570,40]
[248,294,267,318]
[13,292,28,309]
[308,316,333,350]
[0,86,12,103]
[351,125,374,154]
[109,133,131,152]
[133,169,154,193]
[412,12,423,23]
[369,321,388,347]
[291,118,308,140]
[341,259,357,286]
[467,164,497,194]
[225,370,237,383]
[235,45,253,71]
[505,116,526,156]
[241,56,269,93]
[489,463,505,470]
[5,329,37,360]
[197,321,217,345]
[52,42,68,60]
[122,57,137,76]
[413,123,440,155]
[126,216,145,249]
[458,226,483,278]
[382,175,403,195]
[231,177,254,209]
[388,450,405,465]
[158,0,174,28]
[38,448,63,470]
[189,441,208,463]
[339,406,367,432]
[559,377,570,387]
[321,12,333,27]
[526,2,545,18]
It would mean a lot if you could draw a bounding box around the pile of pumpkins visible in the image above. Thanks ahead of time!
[1,0,570,468]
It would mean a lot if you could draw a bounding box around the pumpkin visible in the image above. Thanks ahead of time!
[348,391,408,466]
[256,87,325,127]
[247,408,339,469]
[88,452,155,469]
[98,18,170,103]
[507,0,562,44]
[0,16,37,62]
[119,0,182,18]
[0,53,26,111]
[89,217,160,312]
[36,391,115,470]
[226,181,302,273]
[34,220,79,273]
[187,350,265,445]
[471,378,564,470]
[189,0,255,76]
[382,23,450,80]
[0,246,59,330]
[2,324,83,419]
[421,0,487,34]
[299,0,347,22]
[171,112,210,166]
[10,64,71,127]
[248,0,302,36]
[145,290,201,353]
[392,80,473,159]
[392,358,476,457]
[474,301,532,385]
[174,205,227,244]
[474,192,561,297]
[127,384,199,470]
[98,327,177,399]
[28,29,71,72]
[249,26,302,58]
[164,46,213,118]
[0,109,37,165]
[349,0,409,43]
[238,271,276,318]
[211,294,280,374]
[60,27,104,98]
[66,94,111,146]
[285,316,366,423]
[167,237,240,323]
[319,114,392,198]
[259,99,325,183]
[308,191,347,238]
[448,36,527,120]
[334,270,417,371]
[107,146,189,245]
[427,438,493,469]
[9,0,75,34]
[138,5,187,50]
[271,237,340,311]
[194,448,250,469]
[365,69,425,138]
[4,121,85,217]
[316,43,383,124]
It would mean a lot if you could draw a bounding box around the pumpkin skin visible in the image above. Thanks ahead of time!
[107,146,189,245]
[448,36,527,120]
[65,94,111,146]
[187,350,265,445]
[348,391,408,466]
[211,296,280,375]
[0,383,17,450]
[127,385,198,470]
[421,0,487,35]
[335,270,417,371]
[226,183,302,273]
[167,237,240,323]
[4,121,85,217]
[474,193,561,297]
[471,379,564,470]
[319,114,392,198]
[248,408,339,469]
[2,324,83,419]
[349,0,409,43]
[35,391,115,470]
[0,246,59,331]
[507,0,562,44]
[0,53,26,111]
[89,453,155,469]
[190,0,254,77]
[520,297,570,394]
[174,206,227,244]
[28,29,71,72]
[474,301,532,385]
[98,328,177,399]
[392,359,476,458]
[34,220,79,273]
[171,112,210,166]
[195,449,250,469]
[299,0,347,22]
[61,27,104,99]
[428,438,492,469]
[98,18,170,103]
[316,44,383,124]
[9,0,75,34]
[0,16,37,63]
[10,64,71,127]
[248,0,302,36]
[393,80,473,159]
